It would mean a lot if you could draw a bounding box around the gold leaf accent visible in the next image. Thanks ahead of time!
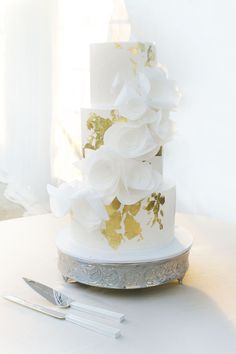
[156,146,163,157]
[123,201,141,216]
[105,210,122,228]
[102,229,123,249]
[110,109,127,123]
[83,111,127,156]
[102,210,123,249]
[137,42,146,52]
[128,42,146,56]
[128,47,139,55]
[111,197,121,210]
[114,42,122,49]
[145,45,156,67]
[145,200,155,211]
[124,213,142,239]
[144,192,165,229]
[102,198,142,249]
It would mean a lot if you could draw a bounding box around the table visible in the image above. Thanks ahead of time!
[0,213,236,354]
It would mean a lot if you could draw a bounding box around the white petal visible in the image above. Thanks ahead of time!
[111,72,123,96]
[140,109,161,125]
[117,160,163,205]
[144,66,167,81]
[137,72,151,96]
[116,182,149,205]
[142,66,181,110]
[82,147,120,198]
[149,79,181,110]
[123,160,162,191]
[126,162,155,190]
[86,192,109,221]
[104,123,160,159]
[115,85,147,120]
[47,183,73,217]
[72,198,103,231]
[150,114,176,142]
[126,109,161,127]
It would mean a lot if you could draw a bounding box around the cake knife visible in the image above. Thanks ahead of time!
[23,277,125,322]
[3,295,121,338]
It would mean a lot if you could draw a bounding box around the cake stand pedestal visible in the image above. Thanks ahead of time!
[57,226,192,289]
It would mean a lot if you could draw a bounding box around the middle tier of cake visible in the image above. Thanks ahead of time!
[80,108,163,175]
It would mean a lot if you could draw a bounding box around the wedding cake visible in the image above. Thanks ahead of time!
[48,41,181,261]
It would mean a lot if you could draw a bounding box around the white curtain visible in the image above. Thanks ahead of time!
[0,0,128,214]
[0,0,54,213]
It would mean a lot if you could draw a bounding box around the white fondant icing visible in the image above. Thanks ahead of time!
[57,225,192,263]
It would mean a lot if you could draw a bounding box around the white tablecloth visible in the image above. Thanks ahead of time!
[0,213,236,354]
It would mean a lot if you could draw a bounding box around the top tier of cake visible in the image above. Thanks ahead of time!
[90,42,156,106]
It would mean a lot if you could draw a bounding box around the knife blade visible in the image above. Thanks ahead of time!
[23,277,125,322]
[3,295,121,338]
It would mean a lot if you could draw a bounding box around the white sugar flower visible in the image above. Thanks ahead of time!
[81,147,121,203]
[47,181,108,231]
[71,186,108,231]
[117,159,162,205]
[113,66,181,126]
[114,85,147,120]
[79,145,162,205]
[47,182,76,217]
[104,122,160,159]
[149,110,176,143]
[139,67,181,111]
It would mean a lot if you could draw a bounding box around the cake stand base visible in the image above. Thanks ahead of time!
[57,226,192,289]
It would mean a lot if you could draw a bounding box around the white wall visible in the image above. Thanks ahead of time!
[126,0,236,223]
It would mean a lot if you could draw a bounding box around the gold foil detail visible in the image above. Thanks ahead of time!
[114,42,155,73]
[130,58,138,74]
[144,192,165,229]
[123,202,141,216]
[156,146,163,156]
[124,213,142,240]
[102,198,142,249]
[114,42,122,49]
[128,42,146,55]
[145,45,156,67]
[83,110,127,156]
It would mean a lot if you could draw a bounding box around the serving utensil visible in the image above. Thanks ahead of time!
[4,295,121,338]
[23,277,125,322]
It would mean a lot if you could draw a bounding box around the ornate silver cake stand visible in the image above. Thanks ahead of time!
[57,226,192,289]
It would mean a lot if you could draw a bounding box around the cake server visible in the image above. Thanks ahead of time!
[23,277,125,322]
[3,295,121,338]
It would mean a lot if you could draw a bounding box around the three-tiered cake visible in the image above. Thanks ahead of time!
[48,42,192,282]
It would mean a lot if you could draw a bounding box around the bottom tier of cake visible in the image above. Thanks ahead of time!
[70,182,176,257]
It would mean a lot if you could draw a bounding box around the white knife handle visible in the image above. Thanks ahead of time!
[70,301,125,322]
[66,313,121,338]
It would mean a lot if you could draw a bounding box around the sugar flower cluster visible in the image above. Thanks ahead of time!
[48,59,181,231]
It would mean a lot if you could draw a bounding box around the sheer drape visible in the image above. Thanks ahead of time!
[1,0,54,213]
[0,0,128,214]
